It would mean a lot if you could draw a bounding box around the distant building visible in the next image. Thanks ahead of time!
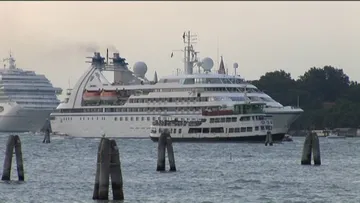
[322,102,336,109]
[333,128,359,137]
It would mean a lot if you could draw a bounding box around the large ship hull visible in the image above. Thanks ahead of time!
[0,102,53,132]
[149,133,285,142]
[50,110,300,138]
[265,107,303,135]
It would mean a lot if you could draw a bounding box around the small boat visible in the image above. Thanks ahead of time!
[283,134,293,142]
[327,132,346,139]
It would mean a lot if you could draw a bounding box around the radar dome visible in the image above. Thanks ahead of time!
[133,61,148,77]
[233,63,239,69]
[201,57,214,72]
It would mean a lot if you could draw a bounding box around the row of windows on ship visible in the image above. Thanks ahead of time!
[83,87,261,95]
[57,106,228,113]
[159,77,246,85]
[81,86,262,99]
[56,116,199,122]
[151,125,272,135]
[0,90,57,95]
[56,115,268,124]
[82,95,274,105]
[152,115,267,127]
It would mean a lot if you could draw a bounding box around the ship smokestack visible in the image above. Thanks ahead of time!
[112,53,126,67]
[91,52,105,67]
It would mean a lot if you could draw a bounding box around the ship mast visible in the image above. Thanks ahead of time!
[183,31,198,75]
[3,51,16,69]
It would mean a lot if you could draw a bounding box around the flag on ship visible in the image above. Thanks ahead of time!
[218,56,226,74]
[183,32,186,43]
[171,52,174,58]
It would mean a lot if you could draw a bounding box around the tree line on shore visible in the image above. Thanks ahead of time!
[250,66,360,130]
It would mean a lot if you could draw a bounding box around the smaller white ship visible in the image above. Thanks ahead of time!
[326,132,346,139]
[149,102,276,142]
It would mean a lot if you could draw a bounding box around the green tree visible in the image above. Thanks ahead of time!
[250,65,358,130]
[252,70,298,106]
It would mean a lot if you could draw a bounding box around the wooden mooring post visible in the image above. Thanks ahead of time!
[1,135,25,181]
[265,131,273,146]
[43,129,50,143]
[156,130,176,172]
[92,138,124,200]
[301,132,321,165]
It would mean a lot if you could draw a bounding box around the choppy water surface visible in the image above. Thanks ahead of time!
[0,134,360,203]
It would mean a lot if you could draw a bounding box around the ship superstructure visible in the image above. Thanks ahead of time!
[50,31,303,138]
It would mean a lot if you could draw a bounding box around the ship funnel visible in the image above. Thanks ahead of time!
[112,52,129,67]
[91,52,105,67]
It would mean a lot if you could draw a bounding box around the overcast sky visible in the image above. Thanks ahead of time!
[1,1,359,92]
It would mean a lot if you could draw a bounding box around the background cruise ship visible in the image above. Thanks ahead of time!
[0,53,62,132]
[50,31,303,138]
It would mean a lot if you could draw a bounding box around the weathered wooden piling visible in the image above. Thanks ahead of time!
[93,138,124,200]
[110,140,124,200]
[2,135,15,181]
[156,132,167,171]
[98,138,111,200]
[92,138,104,200]
[301,132,321,165]
[156,130,176,172]
[312,133,321,165]
[166,135,176,172]
[43,129,50,143]
[2,135,25,181]
[301,133,312,165]
[265,131,273,146]
[14,135,24,181]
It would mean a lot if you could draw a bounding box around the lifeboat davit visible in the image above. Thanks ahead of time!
[83,90,101,102]
[100,90,118,101]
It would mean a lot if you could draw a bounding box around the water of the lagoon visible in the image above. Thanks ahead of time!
[0,134,359,203]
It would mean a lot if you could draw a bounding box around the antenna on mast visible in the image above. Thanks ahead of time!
[216,36,219,68]
[3,51,16,69]
[183,31,198,75]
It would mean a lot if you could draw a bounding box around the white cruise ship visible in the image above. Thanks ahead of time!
[50,31,303,139]
[0,53,62,132]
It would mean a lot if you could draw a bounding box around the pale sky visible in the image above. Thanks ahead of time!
[1,1,360,95]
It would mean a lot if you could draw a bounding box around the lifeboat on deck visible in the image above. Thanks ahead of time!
[82,90,101,102]
[100,90,118,102]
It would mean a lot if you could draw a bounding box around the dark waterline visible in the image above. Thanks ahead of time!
[0,134,359,203]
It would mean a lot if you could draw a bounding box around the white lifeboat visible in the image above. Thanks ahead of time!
[100,90,118,101]
[83,90,101,102]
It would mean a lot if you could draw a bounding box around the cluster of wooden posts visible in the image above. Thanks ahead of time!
[156,130,176,172]
[265,131,273,146]
[265,130,321,165]
[301,132,321,165]
[92,138,124,200]
[43,130,50,143]
[0,130,321,201]
[1,135,24,181]
[92,131,176,200]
